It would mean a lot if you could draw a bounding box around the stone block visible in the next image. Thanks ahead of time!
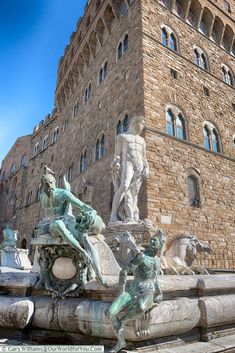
[75,298,200,341]
[0,297,34,329]
[199,294,235,328]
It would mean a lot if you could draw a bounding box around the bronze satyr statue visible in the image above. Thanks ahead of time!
[105,234,164,353]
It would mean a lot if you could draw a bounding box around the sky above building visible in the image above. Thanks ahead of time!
[0,0,87,165]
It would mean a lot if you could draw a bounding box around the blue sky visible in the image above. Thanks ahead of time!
[0,0,87,164]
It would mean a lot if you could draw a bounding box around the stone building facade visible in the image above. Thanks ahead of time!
[0,0,235,268]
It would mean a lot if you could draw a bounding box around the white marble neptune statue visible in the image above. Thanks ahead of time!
[109,116,149,225]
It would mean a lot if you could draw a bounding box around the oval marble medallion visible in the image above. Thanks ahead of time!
[52,257,77,280]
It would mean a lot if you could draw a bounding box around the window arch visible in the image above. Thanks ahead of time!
[21,238,27,249]
[117,33,129,61]
[84,83,92,103]
[221,65,234,86]
[20,155,28,168]
[166,106,187,140]
[67,165,73,182]
[194,47,208,70]
[233,135,235,147]
[120,0,128,16]
[10,163,16,177]
[98,61,108,85]
[188,176,200,207]
[95,134,106,161]
[42,135,49,150]
[188,0,202,28]
[26,191,32,205]
[36,186,42,202]
[33,142,40,157]
[79,150,88,173]
[52,127,60,143]
[173,0,185,18]
[161,26,178,52]
[73,100,79,118]
[199,8,213,37]
[203,122,222,153]
[116,114,129,135]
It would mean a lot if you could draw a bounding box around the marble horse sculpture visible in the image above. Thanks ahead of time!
[105,233,164,353]
[163,234,213,275]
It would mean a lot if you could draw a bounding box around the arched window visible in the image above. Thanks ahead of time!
[123,34,129,53]
[188,176,200,207]
[67,165,73,182]
[10,163,16,177]
[36,186,42,202]
[161,28,168,46]
[166,110,174,136]
[161,27,178,52]
[33,142,40,157]
[73,100,79,118]
[166,108,187,140]
[98,62,108,84]
[95,135,106,161]
[26,191,32,205]
[200,53,207,70]
[222,65,233,86]
[233,136,235,147]
[194,48,208,70]
[199,18,207,36]
[174,0,184,18]
[194,49,200,65]
[212,129,220,153]
[203,123,221,153]
[203,126,211,150]
[52,127,59,143]
[169,33,177,51]
[80,150,87,173]
[176,114,185,139]
[118,42,123,60]
[116,114,129,135]
[20,155,28,168]
[21,238,27,249]
[100,135,105,157]
[84,83,92,102]
[42,135,49,150]
[120,0,128,16]
[117,33,129,61]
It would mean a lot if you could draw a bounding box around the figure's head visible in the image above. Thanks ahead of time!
[41,166,56,197]
[129,116,146,135]
[148,235,165,256]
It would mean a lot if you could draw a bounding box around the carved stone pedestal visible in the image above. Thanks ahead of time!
[31,233,121,298]
[1,248,32,270]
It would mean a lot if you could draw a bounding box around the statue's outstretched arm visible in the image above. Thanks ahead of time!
[65,191,95,213]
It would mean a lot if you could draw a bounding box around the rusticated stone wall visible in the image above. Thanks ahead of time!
[142,0,235,268]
